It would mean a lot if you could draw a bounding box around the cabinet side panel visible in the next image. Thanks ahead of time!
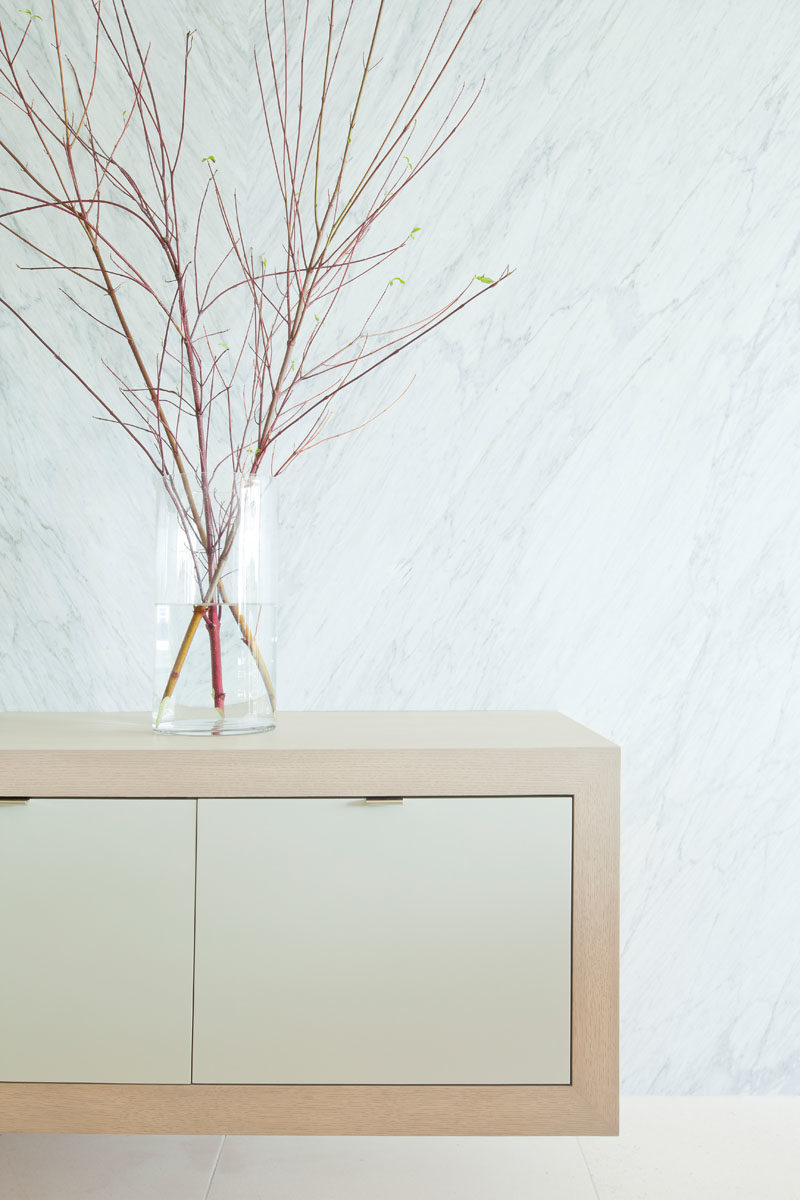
[571,751,620,1130]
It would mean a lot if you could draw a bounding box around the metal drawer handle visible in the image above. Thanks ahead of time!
[0,798,29,805]
[364,795,404,805]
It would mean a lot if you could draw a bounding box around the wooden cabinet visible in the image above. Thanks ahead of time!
[193,795,572,1084]
[0,797,195,1083]
[0,711,619,1136]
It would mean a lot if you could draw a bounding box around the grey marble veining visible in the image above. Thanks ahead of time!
[1,1,799,1095]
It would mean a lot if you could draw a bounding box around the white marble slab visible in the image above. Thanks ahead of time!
[1,0,799,1094]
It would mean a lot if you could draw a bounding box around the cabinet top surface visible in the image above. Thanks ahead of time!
[0,711,617,753]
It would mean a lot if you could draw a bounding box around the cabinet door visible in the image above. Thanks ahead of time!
[0,798,195,1083]
[193,795,572,1084]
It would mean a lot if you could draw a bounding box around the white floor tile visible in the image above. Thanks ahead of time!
[0,1133,223,1200]
[579,1097,800,1200]
[206,1135,597,1200]
[4,1100,797,1198]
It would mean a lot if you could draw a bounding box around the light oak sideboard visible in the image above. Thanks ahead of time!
[0,711,619,1135]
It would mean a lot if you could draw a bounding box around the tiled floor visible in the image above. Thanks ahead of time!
[0,1098,797,1199]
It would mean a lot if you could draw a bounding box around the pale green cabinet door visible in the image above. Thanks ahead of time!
[193,795,572,1084]
[0,798,195,1083]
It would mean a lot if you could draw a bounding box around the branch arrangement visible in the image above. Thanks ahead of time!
[0,0,509,722]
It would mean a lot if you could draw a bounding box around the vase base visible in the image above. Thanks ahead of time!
[153,716,277,737]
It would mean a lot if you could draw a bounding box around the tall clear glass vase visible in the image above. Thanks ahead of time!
[152,476,277,735]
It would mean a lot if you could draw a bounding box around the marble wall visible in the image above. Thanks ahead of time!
[1,0,799,1094]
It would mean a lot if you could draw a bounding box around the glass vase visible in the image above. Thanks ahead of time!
[152,475,277,735]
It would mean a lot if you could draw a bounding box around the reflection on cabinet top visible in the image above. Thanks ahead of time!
[0,711,619,798]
